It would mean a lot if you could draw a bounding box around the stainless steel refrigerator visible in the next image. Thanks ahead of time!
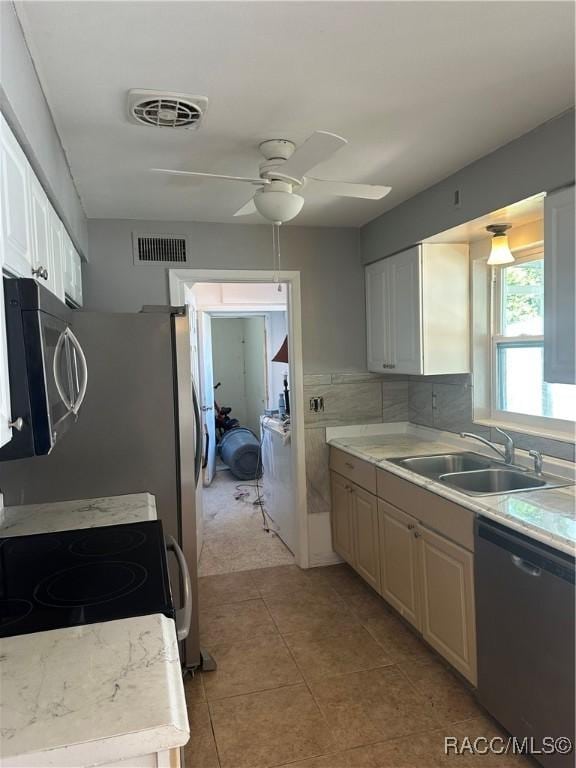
[0,306,210,671]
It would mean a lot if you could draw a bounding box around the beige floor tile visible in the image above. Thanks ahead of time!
[200,598,278,645]
[184,671,206,705]
[345,588,395,622]
[199,571,260,607]
[285,744,377,767]
[249,564,337,598]
[399,657,482,726]
[209,683,335,768]
[310,666,441,750]
[264,589,359,635]
[283,624,393,682]
[308,564,376,598]
[363,613,435,664]
[183,702,220,768]
[203,634,303,700]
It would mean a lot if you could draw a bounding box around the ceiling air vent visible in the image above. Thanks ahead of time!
[133,233,188,264]
[127,90,208,129]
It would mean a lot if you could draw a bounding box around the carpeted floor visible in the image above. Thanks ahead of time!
[198,469,294,576]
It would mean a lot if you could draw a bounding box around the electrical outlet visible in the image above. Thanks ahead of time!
[309,397,325,413]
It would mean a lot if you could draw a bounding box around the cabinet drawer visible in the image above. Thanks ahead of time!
[376,468,474,551]
[330,448,376,494]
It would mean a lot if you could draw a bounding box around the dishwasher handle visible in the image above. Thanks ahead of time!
[165,535,192,642]
[511,554,541,577]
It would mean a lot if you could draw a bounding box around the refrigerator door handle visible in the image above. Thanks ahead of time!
[192,384,202,487]
[165,535,192,642]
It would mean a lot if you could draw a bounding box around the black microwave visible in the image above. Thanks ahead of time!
[0,278,88,460]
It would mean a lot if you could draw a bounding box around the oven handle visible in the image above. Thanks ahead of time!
[53,328,74,413]
[165,535,192,642]
[67,328,88,415]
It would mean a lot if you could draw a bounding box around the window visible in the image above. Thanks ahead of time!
[492,251,576,430]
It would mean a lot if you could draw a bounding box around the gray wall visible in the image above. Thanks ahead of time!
[0,2,88,255]
[362,109,575,263]
[85,219,364,374]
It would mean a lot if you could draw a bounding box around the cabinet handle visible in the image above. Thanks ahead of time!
[407,523,415,530]
[413,531,420,538]
[345,461,354,469]
[32,266,48,280]
[8,417,24,431]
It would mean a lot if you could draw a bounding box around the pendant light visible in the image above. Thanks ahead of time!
[486,224,514,265]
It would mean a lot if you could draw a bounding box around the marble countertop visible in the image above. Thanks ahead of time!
[0,494,189,767]
[327,427,576,556]
[0,493,157,538]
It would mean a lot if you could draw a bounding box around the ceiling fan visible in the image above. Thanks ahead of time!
[151,131,392,225]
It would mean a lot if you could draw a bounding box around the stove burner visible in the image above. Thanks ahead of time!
[0,598,33,628]
[34,562,148,607]
[1,537,61,557]
[68,529,147,557]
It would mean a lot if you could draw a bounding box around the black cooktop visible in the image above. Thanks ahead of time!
[0,521,175,638]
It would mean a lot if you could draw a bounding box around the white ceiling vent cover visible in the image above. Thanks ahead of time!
[133,233,188,264]
[127,90,208,129]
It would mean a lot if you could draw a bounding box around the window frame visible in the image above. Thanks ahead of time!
[489,247,575,434]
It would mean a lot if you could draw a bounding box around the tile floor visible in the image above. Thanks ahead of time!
[198,470,294,576]
[186,563,532,768]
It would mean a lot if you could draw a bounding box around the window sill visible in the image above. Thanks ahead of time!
[473,417,576,444]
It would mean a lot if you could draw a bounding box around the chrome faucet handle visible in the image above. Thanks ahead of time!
[528,449,543,476]
[494,427,515,464]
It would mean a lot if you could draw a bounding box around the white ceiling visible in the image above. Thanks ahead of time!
[18,1,575,227]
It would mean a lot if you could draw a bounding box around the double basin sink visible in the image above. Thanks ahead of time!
[388,452,572,496]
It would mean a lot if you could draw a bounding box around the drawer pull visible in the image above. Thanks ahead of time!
[407,523,415,530]
[345,461,354,469]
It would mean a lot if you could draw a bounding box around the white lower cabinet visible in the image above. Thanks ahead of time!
[99,747,181,768]
[330,452,477,685]
[330,472,380,592]
[417,525,477,684]
[378,499,420,630]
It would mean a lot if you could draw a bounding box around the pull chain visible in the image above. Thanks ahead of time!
[272,222,282,290]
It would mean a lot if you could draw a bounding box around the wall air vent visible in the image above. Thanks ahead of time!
[133,233,188,264]
[127,90,208,129]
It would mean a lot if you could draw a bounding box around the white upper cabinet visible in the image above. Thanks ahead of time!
[0,176,13,448]
[544,185,575,385]
[0,114,33,279]
[365,243,470,375]
[0,114,82,305]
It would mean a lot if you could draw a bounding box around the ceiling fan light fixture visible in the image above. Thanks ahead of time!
[254,188,304,224]
[486,224,514,265]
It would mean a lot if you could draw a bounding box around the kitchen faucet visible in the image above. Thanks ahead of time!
[460,427,516,465]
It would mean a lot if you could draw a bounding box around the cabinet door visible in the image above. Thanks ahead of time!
[28,170,56,293]
[416,525,476,684]
[330,471,355,565]
[544,185,575,384]
[0,198,13,448]
[73,248,83,306]
[351,484,380,592]
[49,207,65,301]
[0,115,33,278]
[378,499,420,629]
[365,258,393,372]
[388,247,422,374]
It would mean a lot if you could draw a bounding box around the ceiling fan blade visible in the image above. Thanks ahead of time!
[306,177,392,200]
[150,168,267,185]
[233,198,257,217]
[273,131,347,182]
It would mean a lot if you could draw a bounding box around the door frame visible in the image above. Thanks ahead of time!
[169,269,309,568]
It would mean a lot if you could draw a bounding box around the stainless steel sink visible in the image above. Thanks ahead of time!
[439,468,571,496]
[393,453,492,475]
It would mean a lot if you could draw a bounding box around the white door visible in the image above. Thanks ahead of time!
[388,247,423,374]
[28,170,55,293]
[544,185,575,384]
[184,287,204,561]
[0,186,13,448]
[365,258,393,372]
[199,311,216,485]
[0,115,33,278]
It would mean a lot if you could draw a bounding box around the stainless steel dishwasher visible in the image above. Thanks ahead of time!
[476,518,575,768]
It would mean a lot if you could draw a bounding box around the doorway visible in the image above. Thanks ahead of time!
[170,270,307,572]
